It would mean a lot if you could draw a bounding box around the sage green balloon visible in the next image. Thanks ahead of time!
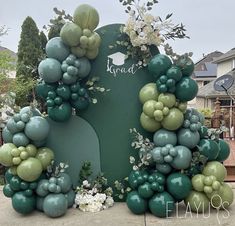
[0,143,15,166]
[209,183,234,209]
[175,77,198,102]
[202,161,227,182]
[36,196,45,211]
[184,191,210,213]
[216,139,230,162]
[57,173,72,193]
[126,191,148,215]
[177,128,200,149]
[153,129,177,147]
[36,148,54,170]
[2,127,13,143]
[192,174,205,192]
[171,146,192,170]
[156,163,172,174]
[162,108,184,131]
[25,116,50,141]
[43,194,68,218]
[20,106,41,116]
[17,157,43,182]
[38,58,62,83]
[140,112,161,132]
[65,189,76,208]
[139,83,159,104]
[60,22,82,47]
[12,132,29,147]
[46,37,70,62]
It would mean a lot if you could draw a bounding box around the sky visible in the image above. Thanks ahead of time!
[0,0,235,62]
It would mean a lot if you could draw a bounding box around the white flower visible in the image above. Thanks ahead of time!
[105,196,114,207]
[82,180,90,187]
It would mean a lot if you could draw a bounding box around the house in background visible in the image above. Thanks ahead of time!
[188,51,223,107]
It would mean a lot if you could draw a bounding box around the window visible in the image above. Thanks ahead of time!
[203,81,210,86]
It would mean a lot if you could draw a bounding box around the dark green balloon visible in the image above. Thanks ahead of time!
[12,191,36,214]
[56,84,71,101]
[175,77,198,101]
[176,57,194,76]
[149,192,175,217]
[35,81,57,99]
[216,139,230,162]
[71,97,89,111]
[138,182,154,199]
[48,103,72,122]
[3,184,15,197]
[148,54,172,79]
[126,191,148,215]
[199,126,208,139]
[198,139,219,161]
[5,169,14,184]
[10,176,21,191]
[166,173,192,201]
[166,66,182,82]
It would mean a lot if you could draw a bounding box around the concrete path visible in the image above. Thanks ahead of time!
[0,185,234,226]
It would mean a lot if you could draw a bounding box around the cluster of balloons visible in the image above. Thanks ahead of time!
[2,107,49,147]
[126,53,234,218]
[37,4,101,122]
[36,173,75,217]
[0,106,75,217]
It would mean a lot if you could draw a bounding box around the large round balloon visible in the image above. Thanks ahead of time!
[202,161,227,182]
[46,37,70,62]
[171,146,192,170]
[139,83,159,104]
[175,77,198,101]
[184,191,209,213]
[148,54,172,79]
[126,191,148,214]
[216,139,230,162]
[12,191,36,214]
[167,173,192,201]
[149,192,175,217]
[76,57,91,78]
[161,108,184,131]
[12,132,29,147]
[25,116,50,141]
[198,139,219,161]
[43,194,68,218]
[177,128,200,149]
[65,189,76,207]
[36,80,57,99]
[36,147,54,170]
[17,157,43,182]
[0,143,15,166]
[48,102,72,122]
[38,58,62,83]
[153,129,177,147]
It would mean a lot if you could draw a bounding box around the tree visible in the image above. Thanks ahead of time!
[39,31,47,53]
[16,16,43,79]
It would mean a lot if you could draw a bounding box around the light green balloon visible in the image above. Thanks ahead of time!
[60,22,82,47]
[0,143,15,166]
[184,191,210,213]
[143,100,157,118]
[162,108,184,131]
[140,113,161,132]
[192,174,205,192]
[158,93,176,108]
[209,183,234,208]
[17,157,43,182]
[36,148,54,170]
[139,83,159,104]
[202,161,227,182]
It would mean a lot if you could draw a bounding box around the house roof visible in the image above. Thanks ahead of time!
[194,62,217,78]
[213,48,235,63]
[197,70,235,98]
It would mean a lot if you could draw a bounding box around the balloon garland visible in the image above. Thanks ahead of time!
[0,4,101,218]
[126,53,234,217]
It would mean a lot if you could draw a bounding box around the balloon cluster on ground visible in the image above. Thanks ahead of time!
[126,53,234,218]
[36,4,101,122]
[0,106,75,218]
